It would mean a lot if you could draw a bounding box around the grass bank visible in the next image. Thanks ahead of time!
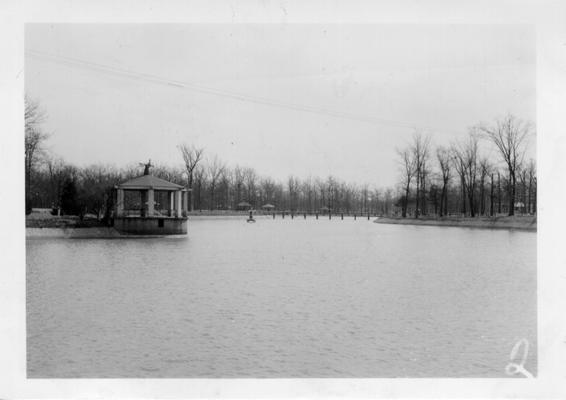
[374,215,536,231]
[26,212,106,229]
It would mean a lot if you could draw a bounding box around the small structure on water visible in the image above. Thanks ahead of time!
[113,161,189,235]
[514,201,526,214]
[320,206,331,215]
[237,201,252,211]
[262,203,275,212]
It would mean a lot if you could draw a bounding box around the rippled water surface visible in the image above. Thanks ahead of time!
[27,217,536,377]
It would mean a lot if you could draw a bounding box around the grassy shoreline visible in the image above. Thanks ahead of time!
[26,211,537,232]
[374,215,536,231]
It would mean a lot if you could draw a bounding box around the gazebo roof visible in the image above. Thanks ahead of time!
[238,201,252,207]
[117,175,184,190]
[262,203,275,208]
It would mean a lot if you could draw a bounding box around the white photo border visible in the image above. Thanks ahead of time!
[1,0,565,398]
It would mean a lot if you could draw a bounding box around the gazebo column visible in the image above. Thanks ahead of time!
[169,192,175,217]
[147,188,155,216]
[116,188,124,217]
[182,190,188,215]
[140,190,147,217]
[176,190,182,217]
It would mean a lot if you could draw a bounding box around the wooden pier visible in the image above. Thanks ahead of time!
[262,211,375,221]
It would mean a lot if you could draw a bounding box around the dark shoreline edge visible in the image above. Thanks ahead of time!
[25,214,537,237]
[374,216,536,232]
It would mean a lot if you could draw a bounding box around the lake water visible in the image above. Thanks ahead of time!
[26,217,536,378]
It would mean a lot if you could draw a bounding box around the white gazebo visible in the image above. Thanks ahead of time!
[114,173,189,235]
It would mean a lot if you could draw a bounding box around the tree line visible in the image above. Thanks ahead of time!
[396,115,536,218]
[25,96,536,219]
[25,97,393,218]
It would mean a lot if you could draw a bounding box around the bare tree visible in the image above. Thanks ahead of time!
[44,156,70,214]
[301,176,314,213]
[451,147,466,216]
[233,166,245,206]
[287,175,300,211]
[518,166,528,214]
[452,133,479,217]
[397,147,415,218]
[497,171,502,214]
[371,188,380,216]
[216,167,233,210]
[206,155,225,210]
[79,164,122,220]
[25,95,50,212]
[478,158,491,216]
[480,114,532,216]
[178,143,204,211]
[152,163,184,184]
[411,132,431,218]
[465,133,480,217]
[489,171,495,217]
[360,183,369,214]
[315,177,326,211]
[260,177,277,208]
[242,167,258,206]
[526,159,536,214]
[25,95,47,137]
[342,182,355,214]
[326,176,338,211]
[193,165,206,210]
[384,188,393,216]
[436,146,451,217]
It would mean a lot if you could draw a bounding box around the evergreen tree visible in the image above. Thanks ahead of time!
[60,177,80,216]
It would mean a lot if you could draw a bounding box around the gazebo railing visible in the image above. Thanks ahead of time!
[120,209,185,218]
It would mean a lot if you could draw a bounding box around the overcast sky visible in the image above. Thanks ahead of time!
[25,24,535,187]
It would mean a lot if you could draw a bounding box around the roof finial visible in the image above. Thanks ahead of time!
[141,159,153,175]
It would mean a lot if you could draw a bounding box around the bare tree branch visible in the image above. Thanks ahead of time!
[177,143,204,211]
[479,114,533,216]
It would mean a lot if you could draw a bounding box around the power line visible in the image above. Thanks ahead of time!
[26,49,445,132]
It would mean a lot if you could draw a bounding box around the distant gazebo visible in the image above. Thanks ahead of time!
[113,164,189,234]
[262,203,275,211]
[237,201,252,211]
[514,201,526,214]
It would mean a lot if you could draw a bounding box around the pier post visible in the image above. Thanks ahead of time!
[316,213,318,220]
[354,214,356,220]
[291,213,294,219]
[329,212,331,220]
[273,213,275,219]
[367,212,370,220]
[341,213,344,220]
[304,213,306,219]
[282,212,285,219]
